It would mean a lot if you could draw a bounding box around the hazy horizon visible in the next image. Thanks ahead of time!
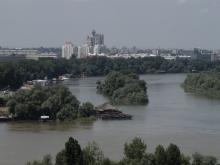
[0,0,219,49]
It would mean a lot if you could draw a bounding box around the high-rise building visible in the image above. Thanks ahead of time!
[78,45,90,59]
[91,30,104,45]
[77,30,106,58]
[62,41,75,59]
[85,30,105,55]
[94,45,101,55]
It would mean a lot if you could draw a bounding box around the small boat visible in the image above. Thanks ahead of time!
[58,76,70,81]
[40,115,50,122]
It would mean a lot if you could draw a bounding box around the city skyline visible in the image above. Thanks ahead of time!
[0,0,220,49]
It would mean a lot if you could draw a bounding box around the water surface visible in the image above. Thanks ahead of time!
[1,74,220,165]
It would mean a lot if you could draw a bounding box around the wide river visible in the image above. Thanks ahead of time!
[1,74,220,165]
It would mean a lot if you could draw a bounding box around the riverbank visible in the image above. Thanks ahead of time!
[183,72,220,99]
[1,56,218,91]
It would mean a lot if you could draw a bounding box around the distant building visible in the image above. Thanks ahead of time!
[78,45,89,58]
[94,44,101,55]
[62,41,76,59]
[194,48,213,61]
[79,30,105,57]
[86,30,104,47]
[0,49,38,56]
[211,53,220,62]
[26,53,59,60]
[0,49,59,61]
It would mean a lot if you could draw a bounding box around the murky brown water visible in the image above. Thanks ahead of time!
[1,74,220,165]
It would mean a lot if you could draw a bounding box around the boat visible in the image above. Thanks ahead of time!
[58,75,70,81]
[40,115,50,122]
[95,103,132,120]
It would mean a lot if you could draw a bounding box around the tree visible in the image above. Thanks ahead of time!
[79,102,95,118]
[181,154,191,165]
[83,142,104,165]
[65,137,83,165]
[192,153,204,165]
[154,145,167,165]
[26,155,53,165]
[166,144,181,165]
[56,104,78,121]
[203,156,218,165]
[26,138,220,165]
[192,153,218,165]
[183,72,220,99]
[0,97,6,106]
[140,154,156,165]
[56,150,66,165]
[124,137,147,161]
[97,71,148,105]
[41,155,53,165]
[7,85,82,121]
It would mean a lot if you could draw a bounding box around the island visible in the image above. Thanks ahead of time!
[183,72,220,98]
[0,85,133,121]
[97,71,149,105]
[5,85,96,121]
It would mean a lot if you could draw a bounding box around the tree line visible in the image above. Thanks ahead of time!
[183,72,220,99]
[26,137,220,165]
[0,56,219,90]
[97,71,148,105]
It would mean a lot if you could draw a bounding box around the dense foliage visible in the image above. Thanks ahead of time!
[26,137,220,165]
[183,72,220,98]
[97,71,148,105]
[6,85,95,120]
[0,56,219,90]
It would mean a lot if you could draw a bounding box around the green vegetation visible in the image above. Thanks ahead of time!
[183,72,220,98]
[6,85,95,121]
[0,56,219,90]
[26,137,220,165]
[97,71,148,105]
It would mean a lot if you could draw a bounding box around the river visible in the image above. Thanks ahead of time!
[1,74,220,165]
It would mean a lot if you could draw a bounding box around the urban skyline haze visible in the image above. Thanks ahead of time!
[0,0,219,49]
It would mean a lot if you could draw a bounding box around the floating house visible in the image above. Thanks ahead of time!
[95,103,132,120]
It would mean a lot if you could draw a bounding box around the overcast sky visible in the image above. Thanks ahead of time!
[0,0,219,49]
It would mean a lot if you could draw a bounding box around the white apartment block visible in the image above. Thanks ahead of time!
[62,41,74,59]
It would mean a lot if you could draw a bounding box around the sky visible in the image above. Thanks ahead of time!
[0,0,219,49]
